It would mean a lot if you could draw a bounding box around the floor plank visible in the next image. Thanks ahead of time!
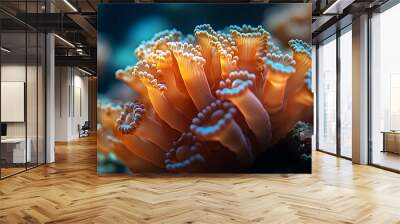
[0,136,399,224]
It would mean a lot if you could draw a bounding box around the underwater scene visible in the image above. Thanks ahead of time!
[97,3,313,174]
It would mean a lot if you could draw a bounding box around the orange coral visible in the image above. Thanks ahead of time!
[271,70,313,142]
[263,53,296,114]
[190,100,253,168]
[115,102,179,151]
[165,132,239,173]
[216,70,272,151]
[100,25,313,173]
[168,41,216,110]
[286,39,312,96]
[107,135,163,173]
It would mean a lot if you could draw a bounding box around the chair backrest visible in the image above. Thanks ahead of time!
[82,121,90,129]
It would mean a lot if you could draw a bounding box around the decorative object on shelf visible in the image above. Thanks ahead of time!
[78,121,91,138]
[382,131,400,154]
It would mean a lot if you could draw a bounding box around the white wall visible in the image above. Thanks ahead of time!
[54,67,89,141]
[1,65,26,144]
[1,63,46,164]
[55,66,69,141]
[1,65,33,138]
[72,73,89,138]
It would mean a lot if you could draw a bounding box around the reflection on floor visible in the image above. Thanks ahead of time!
[0,136,400,223]
[0,167,25,178]
[0,163,42,178]
[373,150,400,171]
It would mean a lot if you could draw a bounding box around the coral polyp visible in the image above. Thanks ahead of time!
[98,24,313,173]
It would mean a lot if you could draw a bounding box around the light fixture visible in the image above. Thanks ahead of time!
[76,48,85,55]
[78,67,93,76]
[1,47,11,53]
[63,0,78,12]
[54,34,75,48]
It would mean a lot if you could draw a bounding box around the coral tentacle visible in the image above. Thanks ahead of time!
[286,39,312,96]
[271,70,313,142]
[115,102,179,151]
[194,24,222,89]
[168,42,216,110]
[190,100,253,167]
[165,132,239,173]
[230,25,270,74]
[263,53,296,114]
[216,70,272,151]
[115,67,149,103]
[113,127,166,168]
[98,103,122,130]
[107,135,163,173]
[132,61,190,132]
[148,49,196,115]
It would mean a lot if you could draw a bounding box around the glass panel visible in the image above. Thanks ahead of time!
[1,30,27,177]
[27,0,40,169]
[38,32,45,165]
[317,36,337,154]
[0,1,46,178]
[312,46,317,151]
[27,30,38,169]
[339,28,352,158]
[371,5,400,171]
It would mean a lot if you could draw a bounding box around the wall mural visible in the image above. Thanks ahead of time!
[97,3,313,174]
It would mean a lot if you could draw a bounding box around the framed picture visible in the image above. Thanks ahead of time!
[97,3,312,174]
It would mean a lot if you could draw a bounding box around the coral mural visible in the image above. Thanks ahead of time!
[98,4,312,174]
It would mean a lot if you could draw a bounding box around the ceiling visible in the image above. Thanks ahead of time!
[0,0,392,74]
[311,0,390,43]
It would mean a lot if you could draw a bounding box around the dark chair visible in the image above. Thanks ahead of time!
[78,121,90,138]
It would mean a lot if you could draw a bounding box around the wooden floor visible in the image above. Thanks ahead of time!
[0,136,400,224]
[1,167,26,178]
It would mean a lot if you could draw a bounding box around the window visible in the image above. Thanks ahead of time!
[370,3,400,171]
[317,36,337,154]
[0,1,47,179]
[339,27,352,158]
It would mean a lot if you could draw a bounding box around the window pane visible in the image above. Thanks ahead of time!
[340,29,352,158]
[1,30,27,177]
[371,4,400,171]
[27,30,38,169]
[312,46,317,151]
[318,37,337,154]
[38,33,46,165]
